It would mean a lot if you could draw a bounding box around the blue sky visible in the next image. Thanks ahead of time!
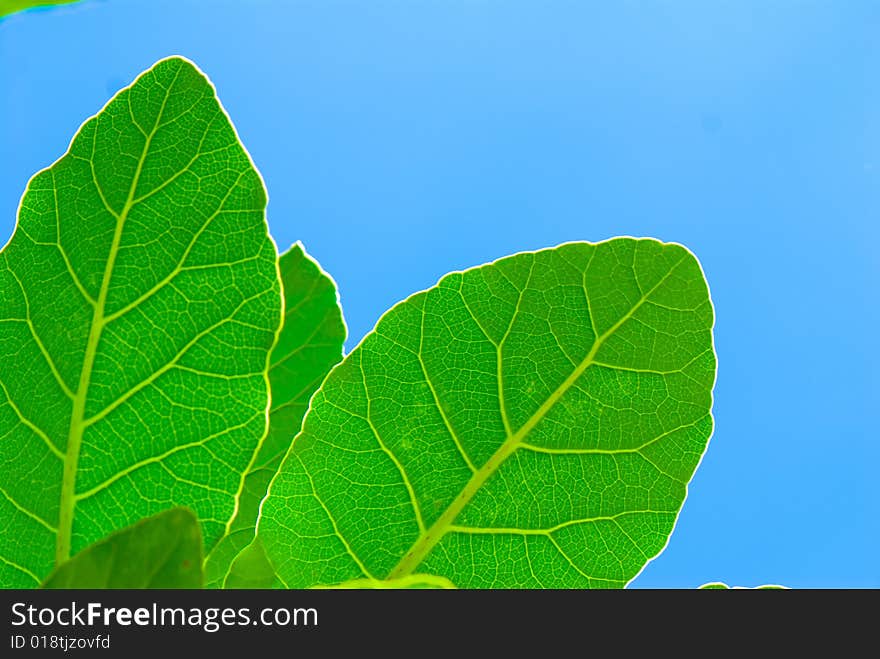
[1,0,877,588]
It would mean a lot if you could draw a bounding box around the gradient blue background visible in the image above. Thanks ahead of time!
[1,1,877,588]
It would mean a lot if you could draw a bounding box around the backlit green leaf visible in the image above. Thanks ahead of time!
[41,507,202,588]
[204,242,346,587]
[0,56,281,587]
[258,238,716,588]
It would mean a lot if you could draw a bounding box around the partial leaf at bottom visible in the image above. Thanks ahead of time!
[257,238,717,588]
[41,508,203,589]
[699,582,788,590]
[316,574,456,589]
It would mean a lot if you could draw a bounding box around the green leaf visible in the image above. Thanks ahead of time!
[0,1,87,20]
[41,508,202,588]
[316,574,456,589]
[222,537,283,589]
[0,56,281,587]
[257,238,716,588]
[699,582,788,590]
[204,242,346,587]
[226,539,455,589]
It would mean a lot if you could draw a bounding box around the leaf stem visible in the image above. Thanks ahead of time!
[56,208,124,565]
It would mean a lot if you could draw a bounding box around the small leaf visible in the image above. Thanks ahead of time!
[257,238,717,588]
[699,582,788,590]
[223,537,283,589]
[204,243,346,587]
[0,56,281,587]
[226,539,456,589]
[41,508,203,589]
[316,575,456,589]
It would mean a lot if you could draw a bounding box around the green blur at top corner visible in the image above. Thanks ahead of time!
[0,0,88,20]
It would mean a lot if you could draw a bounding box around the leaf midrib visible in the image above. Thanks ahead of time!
[387,255,686,579]
[55,71,178,565]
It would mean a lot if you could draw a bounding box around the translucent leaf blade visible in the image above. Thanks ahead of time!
[258,238,716,588]
[0,56,281,587]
